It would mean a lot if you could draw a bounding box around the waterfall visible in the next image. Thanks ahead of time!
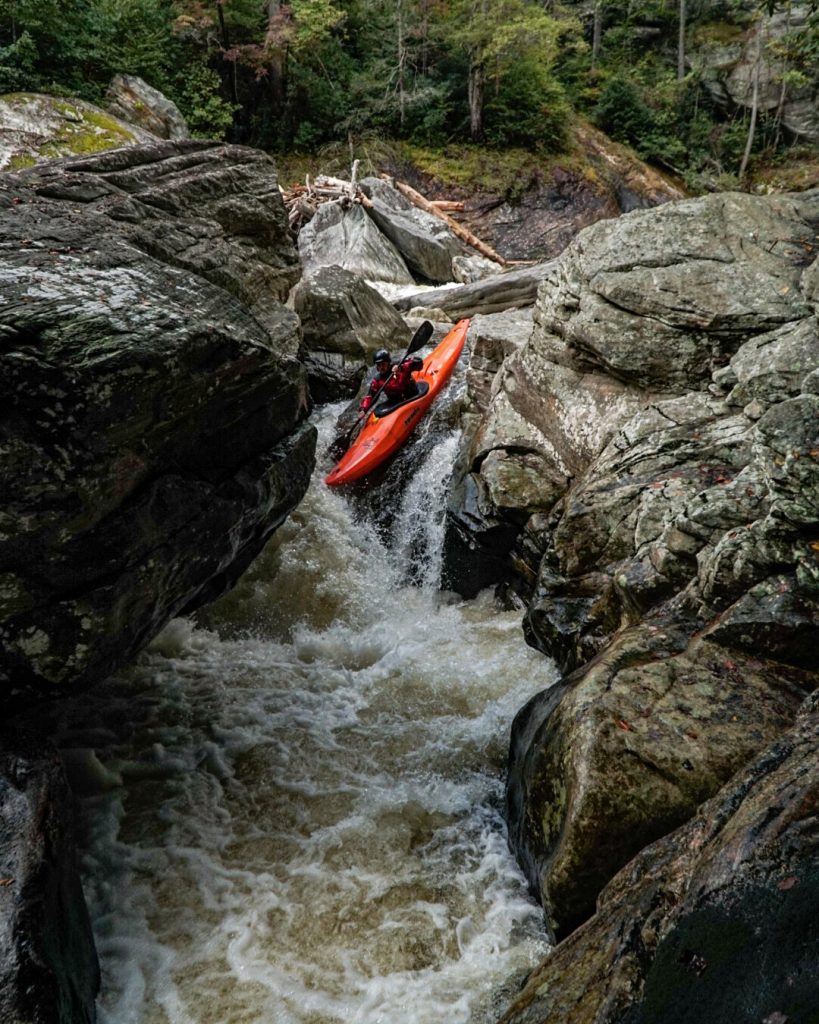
[53,401,555,1024]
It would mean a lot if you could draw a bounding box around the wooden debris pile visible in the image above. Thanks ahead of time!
[280,160,509,267]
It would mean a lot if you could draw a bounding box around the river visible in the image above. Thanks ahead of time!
[52,396,556,1024]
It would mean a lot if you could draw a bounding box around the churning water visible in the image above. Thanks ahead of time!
[54,401,555,1024]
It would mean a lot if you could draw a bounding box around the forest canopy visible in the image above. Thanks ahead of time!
[1,0,817,187]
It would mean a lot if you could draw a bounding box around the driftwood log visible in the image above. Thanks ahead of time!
[389,178,508,268]
[393,261,558,318]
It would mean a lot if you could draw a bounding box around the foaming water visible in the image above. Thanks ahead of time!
[56,403,555,1024]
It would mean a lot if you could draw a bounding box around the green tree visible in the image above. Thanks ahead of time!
[442,0,566,142]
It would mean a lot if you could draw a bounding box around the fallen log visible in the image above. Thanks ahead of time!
[390,178,508,268]
[393,261,558,318]
[431,200,465,212]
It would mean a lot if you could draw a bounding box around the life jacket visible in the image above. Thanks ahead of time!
[383,360,415,397]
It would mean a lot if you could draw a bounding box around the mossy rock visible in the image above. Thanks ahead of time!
[0,92,155,171]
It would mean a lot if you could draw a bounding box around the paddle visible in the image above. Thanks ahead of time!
[339,320,434,450]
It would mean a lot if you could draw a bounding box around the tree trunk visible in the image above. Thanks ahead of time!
[215,1,240,108]
[772,3,792,148]
[468,61,485,140]
[677,0,686,79]
[592,1,603,69]
[739,22,763,180]
[397,0,406,129]
[267,0,286,108]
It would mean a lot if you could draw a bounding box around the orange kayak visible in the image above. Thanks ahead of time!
[325,318,469,486]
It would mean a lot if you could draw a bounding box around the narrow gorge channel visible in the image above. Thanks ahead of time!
[50,404,555,1024]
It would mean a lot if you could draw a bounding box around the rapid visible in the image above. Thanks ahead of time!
[52,393,556,1024]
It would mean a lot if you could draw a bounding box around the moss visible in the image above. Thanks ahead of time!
[692,21,748,47]
[277,115,685,209]
[749,148,819,193]
[9,153,36,170]
[78,108,135,141]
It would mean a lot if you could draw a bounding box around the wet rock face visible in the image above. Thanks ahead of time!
[0,141,315,704]
[0,730,99,1024]
[500,693,819,1024]
[455,189,819,937]
[506,625,812,939]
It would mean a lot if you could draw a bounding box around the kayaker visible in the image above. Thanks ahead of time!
[359,348,424,411]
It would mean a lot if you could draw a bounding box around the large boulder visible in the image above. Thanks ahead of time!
[506,624,811,938]
[450,190,819,608]
[105,74,190,141]
[0,92,155,171]
[359,176,462,283]
[446,189,819,942]
[0,140,314,705]
[690,5,819,143]
[500,692,819,1024]
[292,264,411,402]
[297,200,415,285]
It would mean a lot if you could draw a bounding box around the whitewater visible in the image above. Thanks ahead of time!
[53,397,556,1024]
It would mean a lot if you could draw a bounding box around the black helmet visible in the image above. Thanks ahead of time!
[373,349,390,364]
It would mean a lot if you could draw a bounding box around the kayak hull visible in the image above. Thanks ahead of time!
[325,318,469,486]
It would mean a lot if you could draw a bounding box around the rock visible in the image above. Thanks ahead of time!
[450,189,819,610]
[0,92,155,172]
[394,261,557,318]
[439,189,819,950]
[725,317,818,410]
[0,729,99,1024]
[500,692,819,1024]
[293,264,412,357]
[0,141,315,704]
[534,192,815,391]
[706,6,819,143]
[359,177,462,283]
[506,623,812,939]
[292,264,412,401]
[297,200,415,285]
[452,253,499,284]
[464,309,534,414]
[105,74,190,141]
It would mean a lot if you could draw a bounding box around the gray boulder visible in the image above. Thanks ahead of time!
[105,74,190,141]
[690,5,819,143]
[445,189,819,942]
[507,623,810,938]
[359,177,462,283]
[500,692,819,1024]
[0,140,314,703]
[298,201,414,285]
[292,264,412,402]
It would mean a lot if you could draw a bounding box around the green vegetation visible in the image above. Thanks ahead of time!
[1,0,816,190]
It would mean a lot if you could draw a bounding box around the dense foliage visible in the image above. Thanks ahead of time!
[1,0,816,186]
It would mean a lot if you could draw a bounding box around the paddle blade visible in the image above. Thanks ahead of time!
[407,319,433,354]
